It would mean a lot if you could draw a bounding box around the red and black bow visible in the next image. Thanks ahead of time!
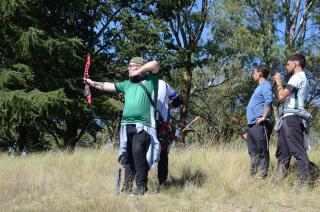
[83,53,92,105]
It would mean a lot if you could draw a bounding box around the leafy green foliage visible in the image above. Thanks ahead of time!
[0,0,319,150]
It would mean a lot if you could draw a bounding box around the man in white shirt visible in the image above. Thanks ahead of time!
[273,54,310,184]
[157,80,183,188]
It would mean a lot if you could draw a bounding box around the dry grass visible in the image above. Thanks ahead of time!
[0,141,320,212]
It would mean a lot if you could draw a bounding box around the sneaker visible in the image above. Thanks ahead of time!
[151,183,161,194]
[131,186,145,197]
[121,183,133,194]
[298,177,311,189]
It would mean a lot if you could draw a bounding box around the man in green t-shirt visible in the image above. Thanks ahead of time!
[84,57,160,196]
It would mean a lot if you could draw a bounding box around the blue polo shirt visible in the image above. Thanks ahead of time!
[246,80,273,125]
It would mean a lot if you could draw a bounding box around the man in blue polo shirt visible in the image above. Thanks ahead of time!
[246,64,273,178]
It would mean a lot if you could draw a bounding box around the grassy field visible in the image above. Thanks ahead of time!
[0,141,320,212]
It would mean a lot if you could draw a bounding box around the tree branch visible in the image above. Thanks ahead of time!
[291,0,315,45]
[177,13,189,48]
[168,19,182,48]
[291,0,302,40]
[284,0,292,46]
[90,6,123,51]
[192,0,208,48]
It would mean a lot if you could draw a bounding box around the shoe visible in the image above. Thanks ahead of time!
[121,182,133,193]
[151,183,161,194]
[298,177,311,189]
[256,173,268,180]
[131,186,146,197]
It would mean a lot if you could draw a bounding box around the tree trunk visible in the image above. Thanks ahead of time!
[180,53,193,143]
[63,118,79,151]
[15,125,27,155]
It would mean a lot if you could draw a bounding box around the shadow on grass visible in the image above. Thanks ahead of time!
[165,167,207,189]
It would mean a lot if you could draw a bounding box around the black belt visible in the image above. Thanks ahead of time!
[248,123,255,128]
[248,122,267,128]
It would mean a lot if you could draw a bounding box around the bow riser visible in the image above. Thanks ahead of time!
[83,53,92,105]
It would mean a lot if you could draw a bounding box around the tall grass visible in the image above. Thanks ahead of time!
[0,141,319,211]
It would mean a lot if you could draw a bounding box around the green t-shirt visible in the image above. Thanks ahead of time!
[115,73,159,128]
